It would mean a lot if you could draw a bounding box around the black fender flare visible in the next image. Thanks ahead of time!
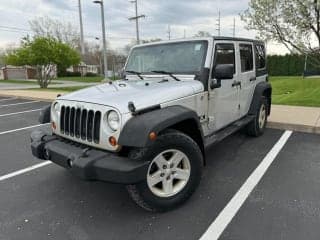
[39,105,51,124]
[248,82,272,115]
[118,106,204,148]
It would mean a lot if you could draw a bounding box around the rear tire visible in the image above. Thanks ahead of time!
[126,130,203,212]
[246,97,268,137]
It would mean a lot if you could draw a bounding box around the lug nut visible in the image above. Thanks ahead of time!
[160,173,165,177]
[163,165,167,169]
[166,176,171,180]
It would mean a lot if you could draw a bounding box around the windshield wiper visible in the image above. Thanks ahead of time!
[125,70,144,80]
[151,70,181,81]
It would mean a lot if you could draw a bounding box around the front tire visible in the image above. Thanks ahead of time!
[246,97,268,137]
[126,130,203,212]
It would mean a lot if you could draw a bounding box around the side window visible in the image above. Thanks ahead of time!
[255,45,266,69]
[213,43,235,75]
[240,44,253,72]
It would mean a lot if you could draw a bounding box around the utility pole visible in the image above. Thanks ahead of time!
[232,17,236,37]
[78,0,85,55]
[167,25,171,40]
[129,0,145,44]
[216,11,221,36]
[93,0,108,80]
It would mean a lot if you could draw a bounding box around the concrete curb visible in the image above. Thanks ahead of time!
[0,91,62,102]
[0,93,53,102]
[267,121,320,134]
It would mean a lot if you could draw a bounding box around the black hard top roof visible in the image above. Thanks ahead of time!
[213,36,265,44]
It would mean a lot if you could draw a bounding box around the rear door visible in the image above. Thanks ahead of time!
[237,42,256,116]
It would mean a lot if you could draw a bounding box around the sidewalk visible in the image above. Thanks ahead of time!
[0,80,96,90]
[268,105,320,134]
[0,90,319,134]
[0,90,64,101]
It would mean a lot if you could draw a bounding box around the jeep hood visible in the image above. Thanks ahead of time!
[58,79,204,113]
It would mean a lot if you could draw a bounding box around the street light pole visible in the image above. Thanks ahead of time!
[93,0,108,80]
[78,0,85,55]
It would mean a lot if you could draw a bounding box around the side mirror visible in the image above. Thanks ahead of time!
[213,64,234,80]
[210,78,221,89]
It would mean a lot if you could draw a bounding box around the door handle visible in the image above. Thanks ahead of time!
[232,81,241,88]
[250,77,256,82]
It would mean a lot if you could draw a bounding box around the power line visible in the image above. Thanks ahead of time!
[0,25,30,32]
[0,25,135,40]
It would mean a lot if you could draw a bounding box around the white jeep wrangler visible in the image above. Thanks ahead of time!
[31,37,271,212]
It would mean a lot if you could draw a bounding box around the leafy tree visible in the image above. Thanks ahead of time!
[5,37,80,88]
[242,0,320,65]
[0,51,4,66]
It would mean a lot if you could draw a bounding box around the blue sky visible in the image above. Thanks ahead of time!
[0,0,286,54]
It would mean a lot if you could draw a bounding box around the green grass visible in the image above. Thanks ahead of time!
[30,86,89,92]
[56,76,104,82]
[0,80,37,84]
[270,76,320,107]
[0,79,61,85]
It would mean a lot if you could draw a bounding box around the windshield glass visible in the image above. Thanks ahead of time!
[125,41,208,74]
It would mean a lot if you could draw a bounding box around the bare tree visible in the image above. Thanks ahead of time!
[29,16,80,49]
[193,31,212,37]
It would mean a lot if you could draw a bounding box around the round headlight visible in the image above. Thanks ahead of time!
[107,110,120,131]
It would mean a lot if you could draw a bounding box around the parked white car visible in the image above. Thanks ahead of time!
[31,37,271,212]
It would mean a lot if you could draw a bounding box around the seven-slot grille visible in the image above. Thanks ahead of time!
[60,106,101,144]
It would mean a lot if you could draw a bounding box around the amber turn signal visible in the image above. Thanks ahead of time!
[149,132,157,141]
[51,122,56,130]
[109,136,117,146]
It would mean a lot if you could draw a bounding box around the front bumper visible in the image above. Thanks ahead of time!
[30,130,149,184]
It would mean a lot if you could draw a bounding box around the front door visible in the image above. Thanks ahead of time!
[207,42,240,131]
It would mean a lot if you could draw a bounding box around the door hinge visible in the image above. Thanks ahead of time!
[209,116,215,122]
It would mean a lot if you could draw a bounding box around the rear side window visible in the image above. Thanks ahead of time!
[214,43,235,73]
[255,45,266,69]
[240,44,253,72]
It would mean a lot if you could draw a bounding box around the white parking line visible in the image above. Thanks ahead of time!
[200,130,293,240]
[0,109,42,117]
[0,101,39,108]
[0,97,17,102]
[0,123,50,136]
[0,161,52,182]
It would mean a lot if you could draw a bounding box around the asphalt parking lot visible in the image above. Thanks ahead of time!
[0,96,319,240]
